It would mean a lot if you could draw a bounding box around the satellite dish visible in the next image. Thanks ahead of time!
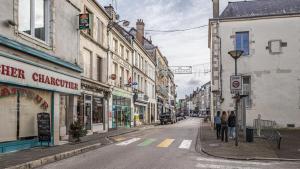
[115,14,120,20]
[122,20,130,27]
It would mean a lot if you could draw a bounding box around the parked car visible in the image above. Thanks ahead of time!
[160,112,176,125]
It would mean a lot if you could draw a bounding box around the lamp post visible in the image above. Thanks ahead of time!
[228,50,243,146]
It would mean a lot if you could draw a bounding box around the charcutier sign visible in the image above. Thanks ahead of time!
[0,56,81,95]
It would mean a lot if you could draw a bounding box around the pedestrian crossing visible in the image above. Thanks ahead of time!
[194,157,278,169]
[113,137,193,150]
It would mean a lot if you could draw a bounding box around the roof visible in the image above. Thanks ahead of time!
[220,0,300,19]
[128,28,156,64]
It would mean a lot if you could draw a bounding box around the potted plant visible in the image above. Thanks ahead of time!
[69,120,87,142]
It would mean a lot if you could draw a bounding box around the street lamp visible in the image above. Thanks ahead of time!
[107,20,130,31]
[228,50,243,146]
[228,50,243,76]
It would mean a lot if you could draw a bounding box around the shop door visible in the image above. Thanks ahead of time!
[112,105,117,128]
[84,95,92,130]
[117,106,124,128]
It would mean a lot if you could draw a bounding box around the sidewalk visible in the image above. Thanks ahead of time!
[199,122,279,160]
[0,128,138,169]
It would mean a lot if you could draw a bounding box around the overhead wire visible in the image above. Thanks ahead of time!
[145,25,208,33]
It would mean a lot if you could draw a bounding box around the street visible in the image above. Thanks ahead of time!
[38,118,300,169]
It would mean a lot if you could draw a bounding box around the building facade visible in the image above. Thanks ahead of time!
[105,5,134,129]
[209,0,300,127]
[78,0,111,134]
[0,0,81,153]
[130,20,156,125]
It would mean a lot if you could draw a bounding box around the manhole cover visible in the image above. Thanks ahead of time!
[209,143,220,147]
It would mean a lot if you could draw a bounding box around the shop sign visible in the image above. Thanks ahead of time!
[0,56,80,94]
[112,55,130,69]
[0,86,49,110]
[112,90,132,98]
[79,14,91,30]
[37,112,51,144]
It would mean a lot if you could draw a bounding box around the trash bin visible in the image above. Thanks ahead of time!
[246,127,254,142]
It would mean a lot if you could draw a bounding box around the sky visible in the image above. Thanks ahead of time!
[97,0,238,99]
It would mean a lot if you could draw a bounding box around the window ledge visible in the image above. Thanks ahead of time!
[80,31,108,51]
[18,31,52,50]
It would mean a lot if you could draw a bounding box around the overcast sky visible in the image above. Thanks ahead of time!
[98,0,238,99]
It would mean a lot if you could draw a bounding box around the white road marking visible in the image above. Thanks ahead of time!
[196,157,274,166]
[178,140,192,149]
[195,163,260,169]
[116,138,141,146]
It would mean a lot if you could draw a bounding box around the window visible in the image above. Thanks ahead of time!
[145,61,148,74]
[92,97,104,123]
[97,56,102,82]
[242,76,251,108]
[19,0,49,42]
[141,57,144,70]
[113,39,118,53]
[84,7,93,36]
[96,17,104,44]
[83,48,92,78]
[126,70,129,84]
[236,32,249,55]
[120,67,124,87]
[126,50,129,61]
[120,45,124,58]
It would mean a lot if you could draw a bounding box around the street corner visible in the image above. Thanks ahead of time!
[110,136,127,143]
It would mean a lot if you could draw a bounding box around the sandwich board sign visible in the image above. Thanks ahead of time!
[230,75,242,94]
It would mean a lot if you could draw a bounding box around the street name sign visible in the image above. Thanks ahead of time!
[230,75,242,94]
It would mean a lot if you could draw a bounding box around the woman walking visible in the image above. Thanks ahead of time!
[228,111,236,139]
[214,111,221,139]
[221,111,228,142]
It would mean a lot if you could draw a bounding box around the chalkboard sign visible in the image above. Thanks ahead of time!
[37,112,51,145]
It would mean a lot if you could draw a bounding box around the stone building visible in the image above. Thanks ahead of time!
[78,0,111,134]
[209,0,300,127]
[0,0,81,152]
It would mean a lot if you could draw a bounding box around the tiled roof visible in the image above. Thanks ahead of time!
[220,0,300,18]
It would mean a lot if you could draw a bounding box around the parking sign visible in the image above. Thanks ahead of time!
[230,75,242,93]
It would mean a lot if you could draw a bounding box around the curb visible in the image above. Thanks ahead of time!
[106,129,139,138]
[197,124,300,162]
[4,129,140,169]
[201,146,300,162]
[5,143,102,169]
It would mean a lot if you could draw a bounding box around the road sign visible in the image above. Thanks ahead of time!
[169,66,192,74]
[230,75,242,93]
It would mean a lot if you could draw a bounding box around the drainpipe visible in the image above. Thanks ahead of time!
[216,34,223,103]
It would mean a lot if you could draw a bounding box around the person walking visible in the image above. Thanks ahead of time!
[221,111,228,142]
[214,111,221,139]
[228,111,236,139]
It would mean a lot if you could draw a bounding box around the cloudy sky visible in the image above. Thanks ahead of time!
[98,0,237,99]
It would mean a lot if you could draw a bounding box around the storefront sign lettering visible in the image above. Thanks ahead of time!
[32,73,78,90]
[0,86,49,110]
[0,56,81,94]
[0,64,25,80]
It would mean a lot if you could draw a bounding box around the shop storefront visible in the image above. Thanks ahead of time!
[110,90,132,129]
[77,80,110,134]
[0,44,81,153]
[134,93,149,125]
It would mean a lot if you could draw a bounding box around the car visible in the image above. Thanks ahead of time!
[160,112,176,125]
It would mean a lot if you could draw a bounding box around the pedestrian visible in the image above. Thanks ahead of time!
[214,111,221,139]
[228,111,236,139]
[221,111,228,142]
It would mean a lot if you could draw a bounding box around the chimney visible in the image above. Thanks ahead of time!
[136,19,145,45]
[212,0,219,18]
[104,4,117,21]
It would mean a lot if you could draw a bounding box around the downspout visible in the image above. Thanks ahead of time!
[216,34,223,102]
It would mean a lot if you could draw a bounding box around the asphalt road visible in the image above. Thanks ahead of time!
[39,117,300,169]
